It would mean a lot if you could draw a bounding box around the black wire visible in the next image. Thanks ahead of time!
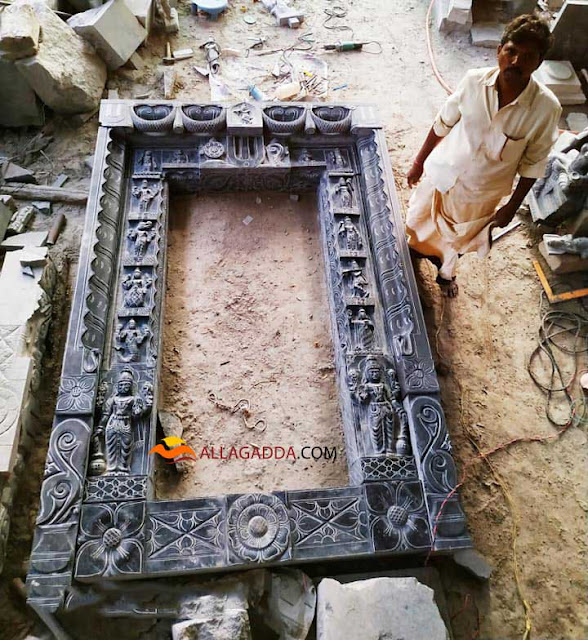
[527,295,588,427]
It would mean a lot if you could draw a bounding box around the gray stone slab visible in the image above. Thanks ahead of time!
[316,577,449,640]
[0,201,12,242]
[550,0,588,68]
[2,163,37,184]
[14,1,107,115]
[68,0,146,70]
[0,2,40,60]
[453,548,493,580]
[0,231,48,250]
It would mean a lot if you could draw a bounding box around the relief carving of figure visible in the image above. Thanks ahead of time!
[335,177,353,208]
[533,140,588,219]
[122,268,152,308]
[329,148,346,168]
[346,260,369,299]
[140,150,157,172]
[127,221,156,260]
[350,307,374,351]
[173,149,188,163]
[132,180,161,214]
[95,370,153,474]
[298,148,313,163]
[115,319,151,362]
[355,357,410,456]
[338,216,363,251]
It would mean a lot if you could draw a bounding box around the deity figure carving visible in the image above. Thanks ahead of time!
[347,367,359,394]
[544,233,588,258]
[349,307,374,351]
[122,268,152,308]
[329,148,346,168]
[335,177,353,208]
[533,135,588,220]
[345,260,369,298]
[354,357,410,456]
[338,216,363,251]
[128,221,156,260]
[140,150,157,172]
[132,180,161,214]
[115,319,151,362]
[173,149,188,163]
[94,370,153,474]
[298,148,313,163]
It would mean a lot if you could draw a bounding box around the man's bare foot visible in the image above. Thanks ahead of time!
[436,275,459,298]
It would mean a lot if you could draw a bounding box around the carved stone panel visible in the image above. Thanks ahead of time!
[27,103,471,620]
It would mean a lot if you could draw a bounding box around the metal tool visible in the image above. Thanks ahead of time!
[163,42,175,65]
[323,40,369,52]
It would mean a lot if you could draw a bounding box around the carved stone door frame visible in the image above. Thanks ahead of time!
[26,101,471,634]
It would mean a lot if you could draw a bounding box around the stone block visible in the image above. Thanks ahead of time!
[453,548,493,580]
[0,3,40,60]
[550,1,588,68]
[471,22,504,48]
[67,0,146,71]
[227,102,263,136]
[316,577,449,640]
[0,57,45,127]
[14,2,107,115]
[124,0,154,33]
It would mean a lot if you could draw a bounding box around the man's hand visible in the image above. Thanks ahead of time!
[493,202,518,227]
[407,161,423,188]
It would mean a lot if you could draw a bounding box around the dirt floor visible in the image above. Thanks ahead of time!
[0,0,587,638]
[157,192,348,498]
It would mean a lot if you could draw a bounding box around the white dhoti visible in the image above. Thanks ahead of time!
[406,176,501,280]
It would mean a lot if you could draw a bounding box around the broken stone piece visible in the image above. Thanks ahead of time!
[163,65,177,99]
[67,0,147,71]
[435,0,472,33]
[316,577,449,640]
[7,205,35,235]
[172,611,251,640]
[31,201,51,215]
[19,247,49,268]
[1,231,48,250]
[0,58,44,128]
[259,570,316,640]
[2,163,37,184]
[452,548,493,580]
[261,0,304,28]
[14,1,107,115]
[0,2,40,60]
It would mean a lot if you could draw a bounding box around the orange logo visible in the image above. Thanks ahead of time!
[149,436,197,464]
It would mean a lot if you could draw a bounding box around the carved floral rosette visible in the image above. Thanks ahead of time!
[227,494,290,563]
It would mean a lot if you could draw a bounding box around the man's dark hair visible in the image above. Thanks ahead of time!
[501,14,553,59]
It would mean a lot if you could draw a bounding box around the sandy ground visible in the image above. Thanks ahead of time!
[0,0,587,638]
[156,192,348,498]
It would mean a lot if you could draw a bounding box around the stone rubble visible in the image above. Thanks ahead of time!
[316,577,450,640]
[14,1,107,114]
[0,57,45,128]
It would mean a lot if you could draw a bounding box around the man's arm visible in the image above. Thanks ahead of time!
[407,127,443,187]
[493,177,536,227]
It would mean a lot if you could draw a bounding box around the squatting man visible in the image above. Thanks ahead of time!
[406,15,561,297]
